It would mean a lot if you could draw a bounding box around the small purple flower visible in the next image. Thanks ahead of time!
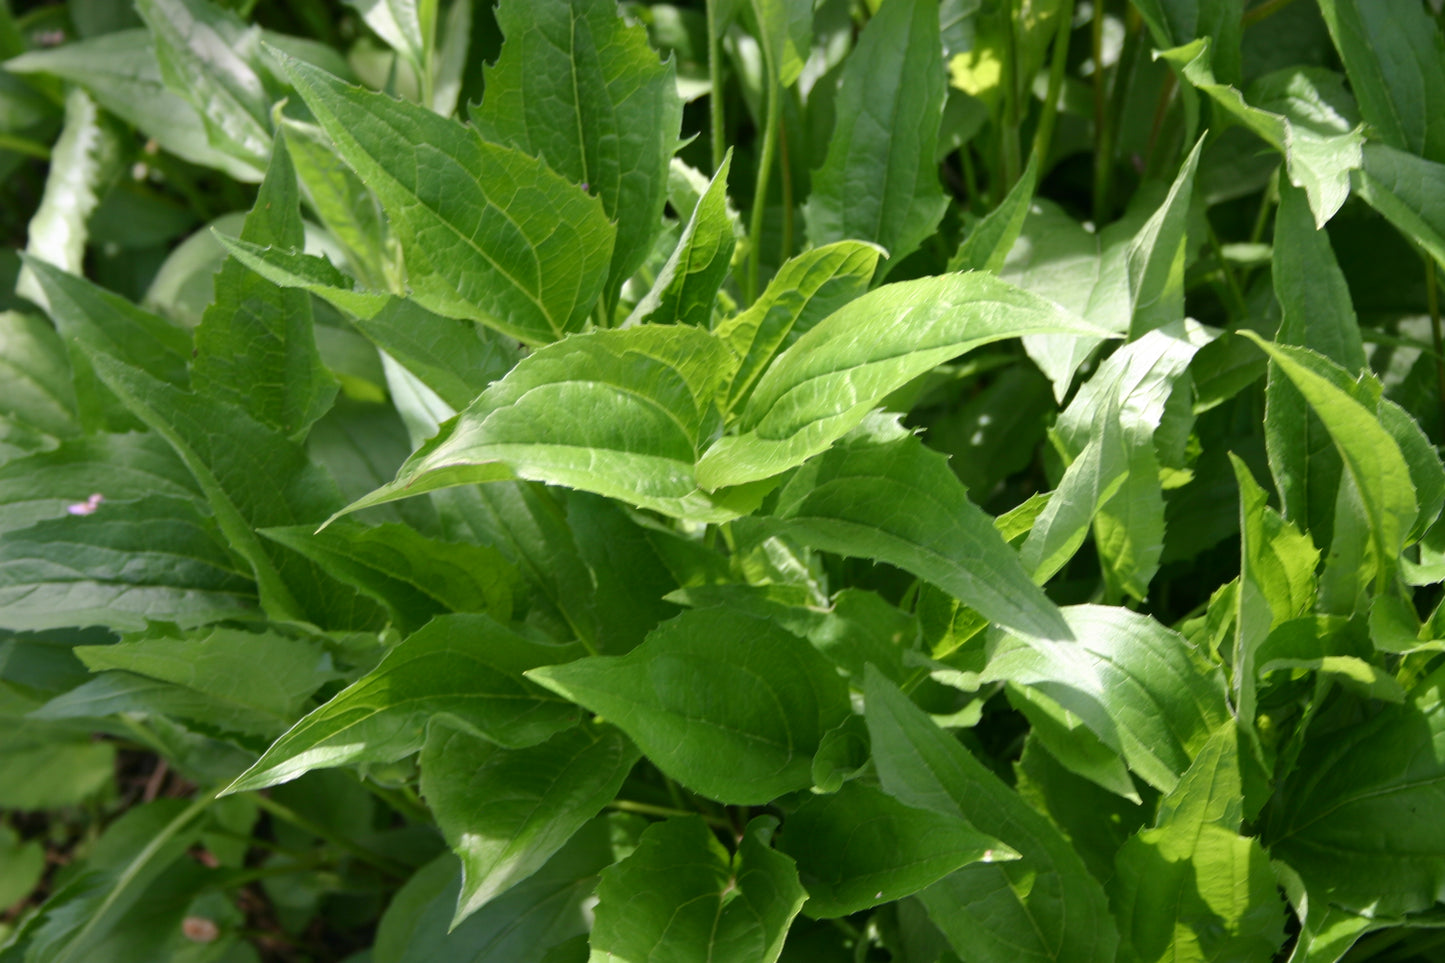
[67,493,104,516]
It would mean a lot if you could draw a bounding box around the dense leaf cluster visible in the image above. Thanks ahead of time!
[2,0,1445,960]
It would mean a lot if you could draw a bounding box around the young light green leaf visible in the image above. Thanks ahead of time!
[527,607,851,805]
[1125,137,1201,338]
[1317,0,1445,163]
[136,0,273,171]
[697,272,1108,489]
[226,614,584,794]
[1162,40,1364,226]
[341,325,744,523]
[280,54,615,345]
[750,0,813,89]
[777,781,1013,919]
[948,152,1038,275]
[193,134,338,441]
[0,495,256,632]
[1266,665,1445,916]
[260,521,516,634]
[761,414,1072,642]
[1243,333,1418,596]
[716,241,881,413]
[5,30,263,180]
[15,89,121,309]
[1110,724,1287,963]
[805,0,946,267]
[864,668,1119,963]
[420,722,639,925]
[589,816,806,963]
[1231,454,1319,734]
[209,234,391,320]
[279,117,390,283]
[984,605,1231,793]
[624,151,736,328]
[345,0,435,78]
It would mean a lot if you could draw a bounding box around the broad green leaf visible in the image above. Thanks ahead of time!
[761,414,1072,641]
[1317,0,1445,163]
[280,54,615,345]
[528,607,851,805]
[624,151,736,328]
[983,605,1231,793]
[1162,41,1363,226]
[474,0,683,299]
[716,241,882,413]
[776,781,1012,919]
[805,0,946,267]
[0,311,78,442]
[1231,455,1319,734]
[420,722,639,924]
[58,626,333,737]
[15,89,121,309]
[136,0,273,171]
[1243,333,1418,596]
[1125,137,1201,338]
[193,134,338,440]
[1005,683,1140,802]
[750,0,813,89]
[1133,0,1244,83]
[5,30,263,180]
[1352,143,1445,271]
[342,325,745,522]
[864,668,1119,963]
[226,614,583,793]
[261,521,516,634]
[948,152,1038,274]
[589,816,806,963]
[696,272,1107,489]
[1111,724,1287,963]
[1266,665,1445,916]
[1022,320,1212,595]
[1382,398,1445,541]
[0,495,256,632]
[1266,180,1363,546]
[372,816,638,963]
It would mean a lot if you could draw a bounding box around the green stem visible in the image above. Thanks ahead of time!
[998,0,1023,197]
[707,0,726,175]
[778,112,794,270]
[1090,0,1110,223]
[1206,218,1248,321]
[52,787,220,963]
[252,794,410,880]
[1030,0,1075,172]
[746,41,782,304]
[607,799,700,820]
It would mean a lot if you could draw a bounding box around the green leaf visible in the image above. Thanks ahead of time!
[193,133,338,440]
[624,151,736,328]
[280,54,615,345]
[345,0,435,77]
[5,30,263,180]
[1266,666,1445,916]
[279,117,390,282]
[1133,0,1244,83]
[761,414,1072,641]
[589,816,806,963]
[226,614,584,793]
[0,495,256,632]
[948,152,1038,274]
[260,521,516,634]
[983,604,1231,793]
[805,0,946,267]
[210,233,391,321]
[420,722,639,924]
[776,781,1013,919]
[1243,333,1419,596]
[1352,143,1445,272]
[749,0,813,89]
[136,0,274,171]
[15,89,122,309]
[0,311,78,442]
[352,299,521,411]
[1110,724,1287,963]
[342,325,744,522]
[696,272,1107,489]
[864,668,1119,963]
[1317,0,1445,163]
[1265,180,1364,547]
[1125,137,1201,338]
[716,241,882,413]
[1231,454,1319,734]
[372,816,637,963]
[1162,41,1364,226]
[528,606,851,805]
[474,0,683,299]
